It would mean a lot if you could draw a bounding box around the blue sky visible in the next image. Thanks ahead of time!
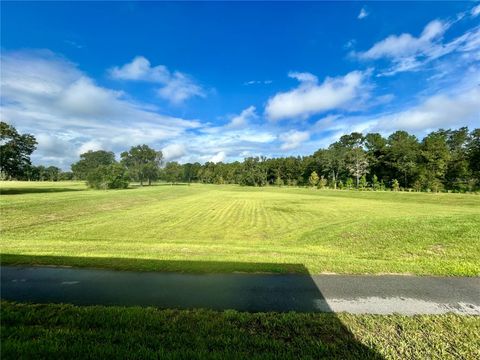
[1,1,479,169]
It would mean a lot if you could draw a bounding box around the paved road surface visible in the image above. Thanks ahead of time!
[2,266,479,315]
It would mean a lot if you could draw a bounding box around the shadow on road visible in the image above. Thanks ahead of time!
[1,256,384,358]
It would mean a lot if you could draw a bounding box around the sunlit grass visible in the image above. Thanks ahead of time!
[1,181,479,275]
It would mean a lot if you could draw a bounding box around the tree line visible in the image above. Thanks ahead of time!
[156,128,480,192]
[1,121,479,192]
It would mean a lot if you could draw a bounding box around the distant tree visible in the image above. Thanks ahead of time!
[44,166,60,181]
[274,175,284,187]
[467,128,480,188]
[36,165,48,181]
[23,164,40,181]
[365,133,388,181]
[359,175,368,190]
[317,176,327,189]
[183,162,202,183]
[58,171,74,181]
[420,131,451,190]
[392,179,400,192]
[443,127,470,191]
[386,131,419,188]
[71,150,116,180]
[345,178,354,190]
[337,180,344,190]
[323,143,346,189]
[121,145,163,186]
[86,163,129,189]
[238,157,268,186]
[346,147,369,188]
[0,122,37,179]
[162,162,183,184]
[308,171,319,187]
[372,174,380,191]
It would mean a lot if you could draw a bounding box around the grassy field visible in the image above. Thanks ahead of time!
[2,301,479,359]
[1,181,479,276]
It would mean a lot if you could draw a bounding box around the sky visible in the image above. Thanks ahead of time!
[1,1,479,169]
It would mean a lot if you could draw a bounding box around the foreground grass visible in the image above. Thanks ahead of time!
[1,181,479,276]
[2,302,479,359]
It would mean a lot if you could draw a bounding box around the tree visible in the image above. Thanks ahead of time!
[162,162,183,184]
[238,157,267,186]
[308,171,319,187]
[323,143,346,189]
[359,175,368,190]
[317,176,327,189]
[345,178,354,189]
[467,128,480,188]
[386,131,419,188]
[0,122,37,179]
[71,150,116,179]
[365,133,388,181]
[86,163,129,190]
[372,174,380,191]
[346,147,369,188]
[45,166,61,181]
[420,131,451,190]
[121,145,163,185]
[443,127,471,191]
[392,179,400,192]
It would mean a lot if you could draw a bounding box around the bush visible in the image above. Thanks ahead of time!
[392,179,400,192]
[317,176,327,189]
[87,164,129,190]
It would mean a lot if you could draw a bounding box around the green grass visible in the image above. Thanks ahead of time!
[1,181,479,276]
[2,301,479,359]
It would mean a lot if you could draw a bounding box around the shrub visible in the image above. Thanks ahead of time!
[317,176,327,189]
[392,179,400,192]
[86,164,129,190]
[308,171,319,187]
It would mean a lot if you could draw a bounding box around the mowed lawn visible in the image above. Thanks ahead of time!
[1,181,479,276]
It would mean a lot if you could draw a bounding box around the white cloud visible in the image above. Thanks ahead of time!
[227,106,257,128]
[77,140,103,155]
[472,4,480,17]
[358,20,449,60]
[0,50,201,169]
[358,7,369,20]
[110,56,205,104]
[209,151,226,163]
[265,71,367,121]
[355,16,480,76]
[162,143,187,161]
[374,87,480,132]
[310,84,480,140]
[279,130,310,151]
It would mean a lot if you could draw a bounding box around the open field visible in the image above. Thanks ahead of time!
[2,301,479,360]
[1,181,479,276]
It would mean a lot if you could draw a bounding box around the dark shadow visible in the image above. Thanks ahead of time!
[1,255,383,358]
[0,187,85,195]
[1,254,309,274]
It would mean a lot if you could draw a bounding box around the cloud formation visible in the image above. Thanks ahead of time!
[358,7,369,20]
[110,56,205,104]
[357,20,449,61]
[227,106,257,128]
[279,130,310,151]
[354,14,480,75]
[265,71,367,121]
[0,50,201,167]
[162,143,187,161]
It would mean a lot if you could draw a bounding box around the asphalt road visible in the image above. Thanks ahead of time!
[2,266,479,314]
